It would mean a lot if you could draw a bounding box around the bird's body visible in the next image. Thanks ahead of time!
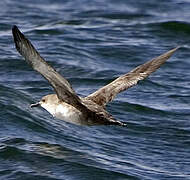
[35,94,121,126]
[12,25,179,126]
[55,103,82,124]
[43,94,84,125]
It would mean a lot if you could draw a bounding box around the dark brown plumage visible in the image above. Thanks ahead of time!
[12,25,179,126]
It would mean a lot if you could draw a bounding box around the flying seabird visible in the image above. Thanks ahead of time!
[12,25,179,126]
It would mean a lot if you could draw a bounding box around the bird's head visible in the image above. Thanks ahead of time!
[30,94,60,115]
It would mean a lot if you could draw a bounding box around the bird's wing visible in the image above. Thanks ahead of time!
[86,47,179,107]
[12,25,88,113]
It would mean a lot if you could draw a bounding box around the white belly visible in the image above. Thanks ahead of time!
[54,104,83,124]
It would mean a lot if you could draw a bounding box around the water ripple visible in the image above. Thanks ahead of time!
[1,0,190,179]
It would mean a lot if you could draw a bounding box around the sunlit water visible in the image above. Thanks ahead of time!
[0,0,190,179]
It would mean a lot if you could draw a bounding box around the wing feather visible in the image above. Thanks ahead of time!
[87,47,179,106]
[12,25,87,112]
[12,25,128,125]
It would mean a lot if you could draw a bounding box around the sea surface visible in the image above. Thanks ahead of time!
[0,0,190,179]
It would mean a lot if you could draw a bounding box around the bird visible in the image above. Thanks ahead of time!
[12,25,179,126]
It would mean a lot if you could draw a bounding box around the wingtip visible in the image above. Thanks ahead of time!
[174,46,181,50]
[12,25,18,31]
[163,46,180,58]
[170,46,180,52]
[12,25,28,54]
[12,25,20,41]
[12,25,20,36]
[171,46,181,53]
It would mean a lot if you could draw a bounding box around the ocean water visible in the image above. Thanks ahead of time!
[0,0,190,179]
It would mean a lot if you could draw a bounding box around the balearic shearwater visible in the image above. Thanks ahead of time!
[12,25,179,126]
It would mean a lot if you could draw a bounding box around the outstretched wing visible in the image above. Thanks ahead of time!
[86,47,179,107]
[12,25,87,113]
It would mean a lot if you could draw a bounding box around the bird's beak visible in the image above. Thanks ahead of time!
[30,102,40,108]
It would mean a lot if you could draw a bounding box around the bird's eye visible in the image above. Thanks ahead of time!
[42,99,45,102]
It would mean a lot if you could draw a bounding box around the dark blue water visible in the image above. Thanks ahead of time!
[1,0,190,179]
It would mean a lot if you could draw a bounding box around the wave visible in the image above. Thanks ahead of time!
[0,139,136,180]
